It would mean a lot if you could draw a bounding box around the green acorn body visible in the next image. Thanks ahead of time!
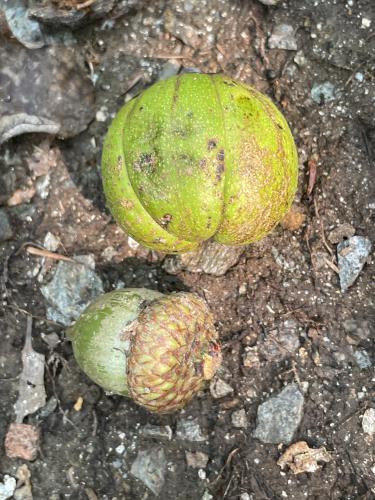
[67,289,222,414]
[102,73,298,253]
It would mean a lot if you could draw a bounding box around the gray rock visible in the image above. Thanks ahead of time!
[0,209,12,241]
[337,236,372,292]
[1,0,45,49]
[130,446,166,496]
[40,255,104,326]
[353,350,372,369]
[210,377,234,399]
[268,24,297,51]
[0,39,95,145]
[163,240,244,276]
[176,418,207,442]
[253,383,304,444]
[362,408,375,435]
[311,82,336,104]
[231,409,247,428]
[141,424,173,440]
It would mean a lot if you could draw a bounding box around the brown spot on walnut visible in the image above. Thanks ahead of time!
[217,149,225,162]
[199,159,207,169]
[160,213,173,228]
[121,199,134,210]
[116,155,123,173]
[208,139,218,151]
[216,162,225,182]
[134,153,156,174]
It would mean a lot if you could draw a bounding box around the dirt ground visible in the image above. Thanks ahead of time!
[0,0,374,499]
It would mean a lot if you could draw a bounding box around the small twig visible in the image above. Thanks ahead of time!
[76,0,95,10]
[122,72,144,97]
[307,158,318,196]
[25,245,74,263]
[211,448,240,486]
[323,257,339,274]
[92,410,98,437]
[314,198,334,258]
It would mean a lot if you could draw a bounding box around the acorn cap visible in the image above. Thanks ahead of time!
[127,292,222,413]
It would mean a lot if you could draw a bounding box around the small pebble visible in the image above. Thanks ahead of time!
[115,444,125,455]
[232,409,247,428]
[240,494,252,500]
[141,424,173,440]
[311,82,336,103]
[361,18,371,28]
[185,451,209,469]
[268,24,297,51]
[130,447,166,496]
[253,384,304,444]
[176,418,207,442]
[210,377,234,399]
[198,469,206,480]
[337,236,372,292]
[353,350,372,369]
[0,475,16,500]
[362,408,375,435]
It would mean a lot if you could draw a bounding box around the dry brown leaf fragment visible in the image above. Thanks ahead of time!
[14,464,33,500]
[14,316,46,422]
[280,206,306,231]
[7,187,36,206]
[277,441,332,474]
[306,158,318,196]
[27,143,57,178]
[5,423,41,461]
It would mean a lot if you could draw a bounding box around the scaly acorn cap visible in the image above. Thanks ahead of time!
[126,292,222,414]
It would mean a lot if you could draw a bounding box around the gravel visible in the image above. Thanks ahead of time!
[231,409,247,428]
[176,418,208,442]
[253,383,304,444]
[210,377,234,399]
[40,254,104,326]
[130,447,167,496]
[337,236,372,292]
[268,24,297,51]
[362,408,375,435]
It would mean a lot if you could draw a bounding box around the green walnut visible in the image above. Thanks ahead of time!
[67,289,222,414]
[102,73,298,253]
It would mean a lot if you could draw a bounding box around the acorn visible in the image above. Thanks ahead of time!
[102,73,298,253]
[67,288,222,414]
